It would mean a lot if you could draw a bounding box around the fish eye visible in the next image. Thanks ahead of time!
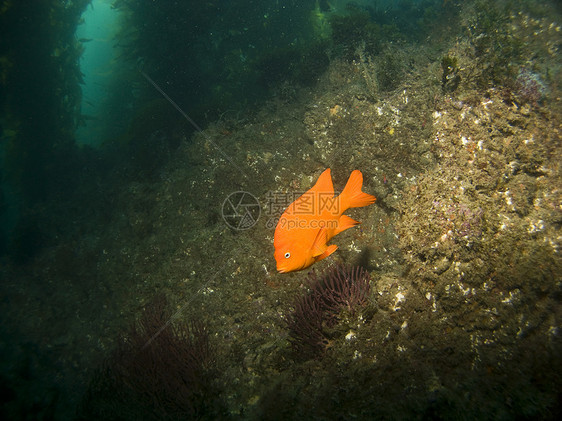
[284,252,290,259]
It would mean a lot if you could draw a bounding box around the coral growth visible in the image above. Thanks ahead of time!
[286,292,327,359]
[77,294,224,420]
[441,55,461,92]
[514,68,547,105]
[309,264,371,324]
[286,265,371,359]
[431,201,484,243]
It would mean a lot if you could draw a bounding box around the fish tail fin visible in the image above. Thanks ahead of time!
[340,170,376,210]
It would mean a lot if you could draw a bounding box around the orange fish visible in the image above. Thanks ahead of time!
[274,168,376,273]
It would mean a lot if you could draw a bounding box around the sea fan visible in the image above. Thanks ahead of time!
[77,294,224,419]
[286,265,371,359]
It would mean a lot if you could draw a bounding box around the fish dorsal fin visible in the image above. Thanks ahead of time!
[288,169,333,215]
[334,214,359,235]
[311,228,328,257]
[311,168,334,196]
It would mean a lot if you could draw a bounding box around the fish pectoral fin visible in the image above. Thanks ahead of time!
[311,228,328,257]
[310,228,338,261]
[316,244,338,262]
[335,214,359,235]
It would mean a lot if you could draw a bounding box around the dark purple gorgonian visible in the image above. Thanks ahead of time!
[78,294,221,419]
[286,265,372,359]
